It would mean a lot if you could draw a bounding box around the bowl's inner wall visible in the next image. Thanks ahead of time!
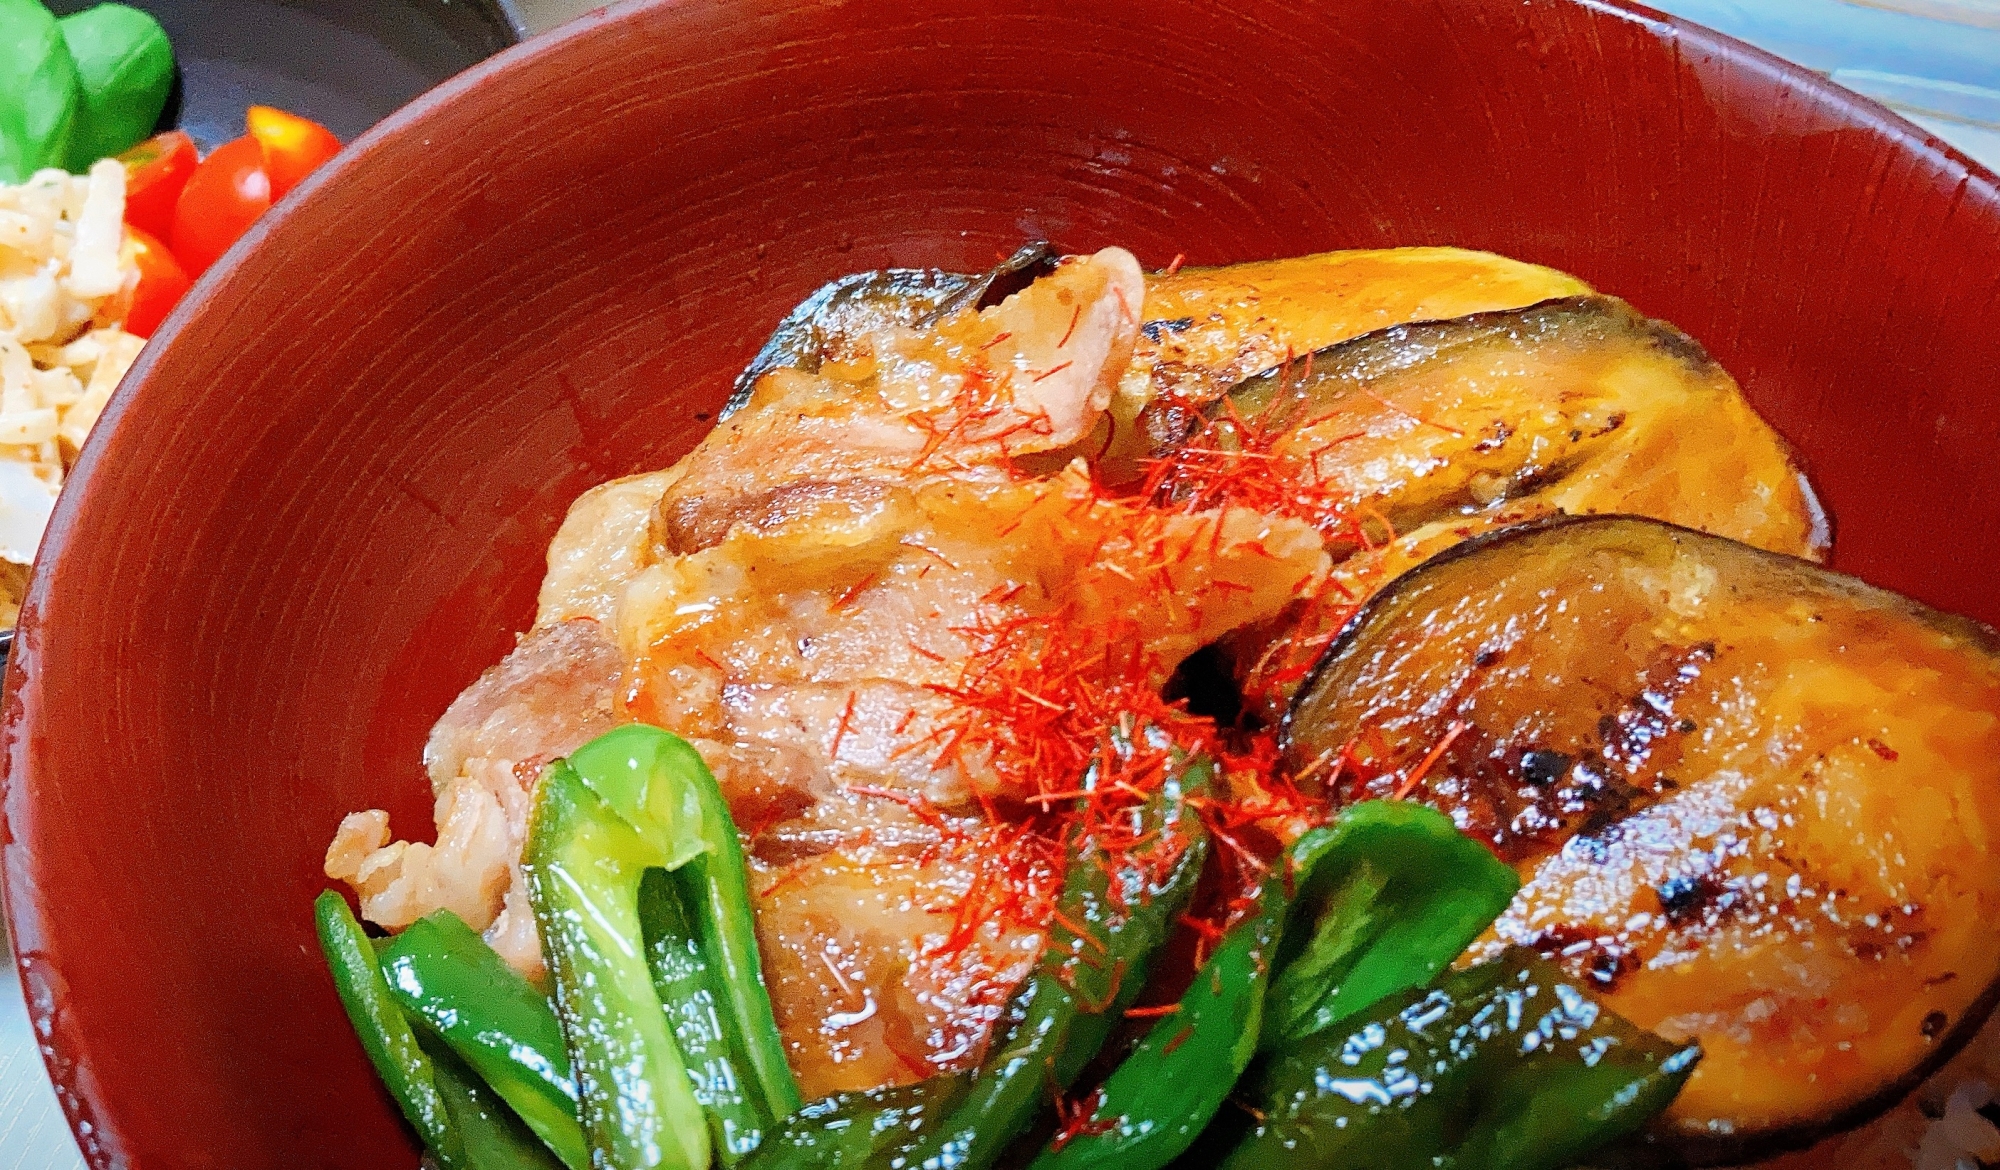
[8,0,2000,1163]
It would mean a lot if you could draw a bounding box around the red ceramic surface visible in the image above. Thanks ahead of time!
[5,0,1998,1164]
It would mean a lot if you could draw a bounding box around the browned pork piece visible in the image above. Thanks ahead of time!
[723,244,1595,478]
[1284,516,2000,1163]
[334,247,1330,1098]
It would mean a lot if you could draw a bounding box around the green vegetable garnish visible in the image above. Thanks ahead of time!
[316,890,465,1163]
[379,910,588,1170]
[741,750,1213,1170]
[0,0,81,182]
[639,865,798,1164]
[1259,798,1522,1047]
[1222,949,1701,1170]
[427,1035,569,1170]
[58,3,173,170]
[525,725,797,1170]
[1028,799,1520,1170]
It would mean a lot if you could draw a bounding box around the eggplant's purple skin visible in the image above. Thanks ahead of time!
[727,242,1056,415]
[1280,515,2000,1165]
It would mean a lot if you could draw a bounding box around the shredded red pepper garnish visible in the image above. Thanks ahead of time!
[1058,304,1083,349]
[832,571,877,611]
[1049,1086,1118,1151]
[827,690,859,762]
[1392,719,1469,800]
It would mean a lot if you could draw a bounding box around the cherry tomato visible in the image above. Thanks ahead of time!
[245,105,340,199]
[169,135,272,278]
[117,130,197,243]
[119,225,191,338]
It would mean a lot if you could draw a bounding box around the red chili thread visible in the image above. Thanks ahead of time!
[832,571,877,611]
[1393,720,1470,800]
[827,690,859,762]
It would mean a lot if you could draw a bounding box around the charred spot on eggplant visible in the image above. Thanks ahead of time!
[1519,749,1571,787]
[1281,515,2000,1163]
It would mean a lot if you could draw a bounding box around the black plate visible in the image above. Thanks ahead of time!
[45,0,523,151]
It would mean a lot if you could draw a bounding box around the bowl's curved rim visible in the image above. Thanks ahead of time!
[5,0,1998,1158]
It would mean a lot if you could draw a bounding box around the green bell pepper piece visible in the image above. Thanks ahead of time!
[1026,825,1313,1170]
[571,726,800,1124]
[1260,798,1520,1047]
[725,1071,967,1167]
[379,910,589,1170]
[0,0,81,182]
[426,1033,570,1170]
[1028,800,1520,1170]
[58,3,173,169]
[741,752,1213,1170]
[898,757,1210,1170]
[526,724,800,1170]
[640,866,795,1163]
[319,890,565,1168]
[316,890,465,1164]
[527,757,711,1170]
[1222,949,1701,1170]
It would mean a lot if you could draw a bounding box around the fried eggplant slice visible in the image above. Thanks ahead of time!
[732,244,1589,460]
[1125,245,1590,430]
[1189,296,1827,715]
[727,242,1058,413]
[1282,516,2000,1163]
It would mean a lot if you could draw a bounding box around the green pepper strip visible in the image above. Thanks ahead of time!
[379,910,589,1170]
[725,1071,968,1167]
[316,890,466,1165]
[639,866,793,1162]
[1027,799,1519,1170]
[426,1033,570,1170]
[571,727,801,1126]
[1259,798,1522,1048]
[526,724,800,1170]
[527,756,710,1170]
[319,890,565,1168]
[740,753,1213,1170]
[1224,948,1700,1170]
[898,756,1211,1170]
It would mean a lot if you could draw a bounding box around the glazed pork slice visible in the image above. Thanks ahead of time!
[329,248,1327,1096]
[603,249,1324,1094]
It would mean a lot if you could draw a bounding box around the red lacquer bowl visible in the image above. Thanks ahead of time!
[7,0,1999,1164]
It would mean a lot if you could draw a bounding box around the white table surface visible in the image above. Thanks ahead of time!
[2,1,1995,1166]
